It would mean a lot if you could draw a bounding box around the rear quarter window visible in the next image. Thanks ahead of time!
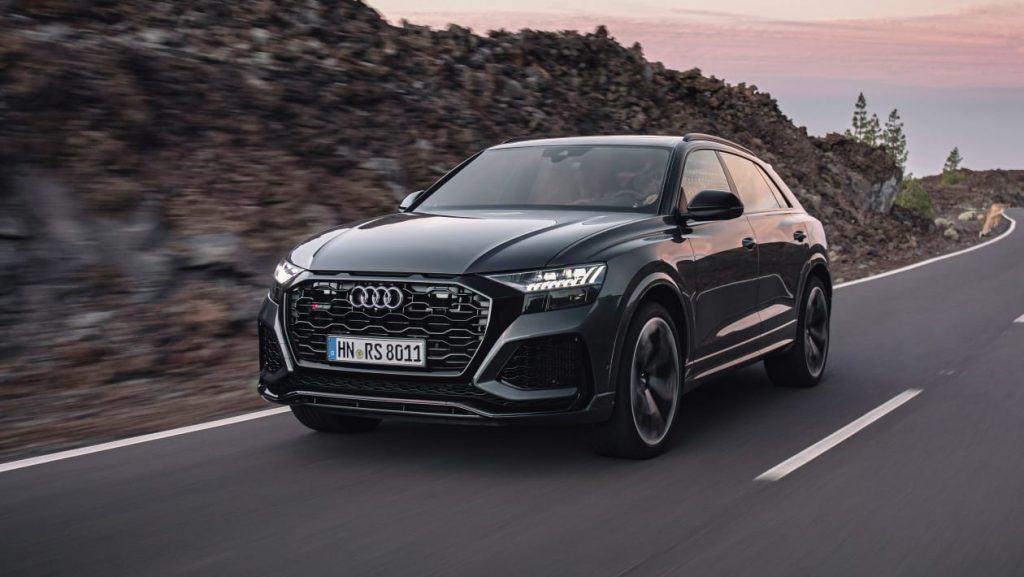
[720,153,782,213]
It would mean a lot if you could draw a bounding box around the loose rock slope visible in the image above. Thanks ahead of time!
[922,170,1024,214]
[0,0,978,458]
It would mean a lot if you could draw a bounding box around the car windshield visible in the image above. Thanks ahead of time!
[416,145,671,213]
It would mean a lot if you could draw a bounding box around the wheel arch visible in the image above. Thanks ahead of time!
[610,268,693,392]
[800,254,833,306]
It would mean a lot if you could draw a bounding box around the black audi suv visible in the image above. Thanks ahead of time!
[258,134,832,458]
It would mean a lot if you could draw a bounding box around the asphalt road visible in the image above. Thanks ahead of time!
[3,210,1023,577]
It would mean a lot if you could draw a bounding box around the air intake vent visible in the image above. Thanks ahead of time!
[259,322,285,373]
[498,334,589,390]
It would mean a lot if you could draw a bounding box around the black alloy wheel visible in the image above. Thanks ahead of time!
[592,301,682,459]
[764,277,830,388]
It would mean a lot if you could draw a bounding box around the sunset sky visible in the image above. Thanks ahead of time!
[373,1,1024,175]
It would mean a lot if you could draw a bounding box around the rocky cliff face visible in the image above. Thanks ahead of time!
[0,0,930,456]
[814,134,902,214]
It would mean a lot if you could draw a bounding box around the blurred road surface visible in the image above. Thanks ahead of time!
[2,210,1023,577]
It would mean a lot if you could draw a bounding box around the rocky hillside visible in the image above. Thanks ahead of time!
[906,169,1022,241]
[921,169,1024,213]
[0,0,966,458]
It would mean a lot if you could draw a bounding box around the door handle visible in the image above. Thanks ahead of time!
[742,237,757,250]
[793,231,807,242]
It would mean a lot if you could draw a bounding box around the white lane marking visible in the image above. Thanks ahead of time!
[1015,313,1024,324]
[835,212,1016,289]
[0,408,290,474]
[2,214,1017,473]
[755,389,922,482]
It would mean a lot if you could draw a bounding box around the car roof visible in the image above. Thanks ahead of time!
[491,135,685,150]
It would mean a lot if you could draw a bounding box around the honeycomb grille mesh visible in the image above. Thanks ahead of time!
[498,335,588,390]
[286,280,489,372]
[259,323,284,373]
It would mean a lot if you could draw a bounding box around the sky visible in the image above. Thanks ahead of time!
[372,0,1024,175]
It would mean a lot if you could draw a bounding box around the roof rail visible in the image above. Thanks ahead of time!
[682,133,755,156]
[501,136,538,144]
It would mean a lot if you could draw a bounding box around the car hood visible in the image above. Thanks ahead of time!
[289,209,644,275]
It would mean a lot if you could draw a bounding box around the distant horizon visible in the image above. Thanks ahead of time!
[372,1,1024,176]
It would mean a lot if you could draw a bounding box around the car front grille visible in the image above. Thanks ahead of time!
[498,334,589,390]
[286,279,490,373]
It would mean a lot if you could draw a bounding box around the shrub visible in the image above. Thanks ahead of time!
[894,178,934,219]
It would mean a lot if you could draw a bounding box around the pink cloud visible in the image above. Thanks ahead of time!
[382,3,1024,90]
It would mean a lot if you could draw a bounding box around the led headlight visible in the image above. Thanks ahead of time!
[270,259,306,301]
[488,263,606,313]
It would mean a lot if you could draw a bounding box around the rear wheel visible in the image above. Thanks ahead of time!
[290,405,382,434]
[764,277,830,388]
[591,302,682,459]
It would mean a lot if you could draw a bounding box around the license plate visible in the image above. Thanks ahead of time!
[326,335,426,367]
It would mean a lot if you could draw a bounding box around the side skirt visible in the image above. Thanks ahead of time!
[691,338,794,382]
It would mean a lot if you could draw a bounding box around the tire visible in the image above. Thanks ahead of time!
[764,277,830,388]
[290,405,382,434]
[591,301,683,459]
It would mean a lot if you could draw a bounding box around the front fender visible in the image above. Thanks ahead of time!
[607,267,694,394]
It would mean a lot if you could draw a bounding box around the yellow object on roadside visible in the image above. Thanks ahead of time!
[979,204,1007,237]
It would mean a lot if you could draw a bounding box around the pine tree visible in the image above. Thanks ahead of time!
[941,147,963,184]
[863,113,881,147]
[943,147,962,172]
[882,108,908,169]
[847,93,868,140]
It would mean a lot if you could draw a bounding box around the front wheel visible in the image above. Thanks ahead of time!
[591,302,683,459]
[764,277,830,388]
[290,405,382,434]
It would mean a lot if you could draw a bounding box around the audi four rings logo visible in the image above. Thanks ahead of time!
[349,285,404,310]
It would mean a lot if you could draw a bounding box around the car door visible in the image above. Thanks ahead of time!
[679,149,760,376]
[719,153,808,341]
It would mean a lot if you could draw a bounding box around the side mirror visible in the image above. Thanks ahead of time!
[398,190,423,212]
[679,189,744,222]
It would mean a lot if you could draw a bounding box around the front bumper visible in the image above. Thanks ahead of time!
[257,275,619,424]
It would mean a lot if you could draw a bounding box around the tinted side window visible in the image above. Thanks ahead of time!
[761,169,791,208]
[720,153,782,212]
[680,150,730,205]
